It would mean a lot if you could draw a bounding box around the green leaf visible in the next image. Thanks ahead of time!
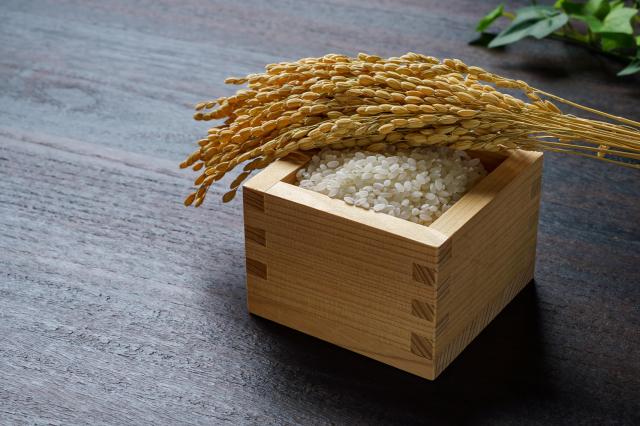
[610,1,625,10]
[583,0,610,19]
[476,4,504,32]
[600,32,637,51]
[617,57,640,76]
[571,13,603,32]
[555,0,587,15]
[636,35,640,46]
[509,5,559,25]
[555,0,609,18]
[553,0,584,15]
[488,6,569,47]
[595,7,638,34]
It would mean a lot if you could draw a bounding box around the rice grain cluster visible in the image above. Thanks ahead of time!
[297,147,486,225]
[181,52,640,207]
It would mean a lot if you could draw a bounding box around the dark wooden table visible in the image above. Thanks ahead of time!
[1,1,639,424]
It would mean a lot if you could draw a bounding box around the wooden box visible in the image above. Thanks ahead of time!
[242,149,543,380]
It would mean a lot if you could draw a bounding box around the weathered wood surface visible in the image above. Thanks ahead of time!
[1,0,638,424]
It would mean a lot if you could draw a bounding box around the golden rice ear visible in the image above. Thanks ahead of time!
[181,53,640,206]
[193,197,205,207]
[222,190,237,203]
[230,172,251,189]
[183,192,196,207]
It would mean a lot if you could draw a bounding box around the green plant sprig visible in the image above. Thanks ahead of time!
[472,0,640,76]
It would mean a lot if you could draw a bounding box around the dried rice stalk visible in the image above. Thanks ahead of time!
[181,53,640,206]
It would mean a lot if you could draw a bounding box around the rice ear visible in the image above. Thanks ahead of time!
[183,53,640,206]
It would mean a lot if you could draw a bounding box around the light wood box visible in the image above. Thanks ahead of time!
[242,149,543,380]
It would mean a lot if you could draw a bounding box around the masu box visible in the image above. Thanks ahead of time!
[242,149,542,379]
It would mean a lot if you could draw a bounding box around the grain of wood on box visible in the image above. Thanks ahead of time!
[242,149,543,379]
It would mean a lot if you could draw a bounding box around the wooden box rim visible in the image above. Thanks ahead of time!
[243,149,543,249]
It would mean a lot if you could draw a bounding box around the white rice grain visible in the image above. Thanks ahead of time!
[296,147,487,226]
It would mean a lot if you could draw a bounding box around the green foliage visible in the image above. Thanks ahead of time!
[473,0,640,76]
[618,56,640,74]
[488,6,569,47]
[600,32,636,51]
[476,4,505,31]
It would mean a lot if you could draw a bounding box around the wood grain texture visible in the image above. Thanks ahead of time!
[1,0,639,424]
[432,151,543,373]
[244,159,442,379]
[243,151,541,380]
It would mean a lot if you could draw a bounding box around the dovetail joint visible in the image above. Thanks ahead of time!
[410,333,433,360]
[412,263,436,286]
[411,299,434,322]
[246,258,267,279]
[244,188,265,212]
[245,225,266,246]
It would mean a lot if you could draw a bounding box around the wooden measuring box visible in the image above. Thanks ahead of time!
[242,150,542,379]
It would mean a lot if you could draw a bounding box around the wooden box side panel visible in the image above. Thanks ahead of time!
[243,184,441,380]
[248,286,436,379]
[431,152,543,376]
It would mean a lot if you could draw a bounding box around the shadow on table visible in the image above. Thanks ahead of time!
[250,281,553,422]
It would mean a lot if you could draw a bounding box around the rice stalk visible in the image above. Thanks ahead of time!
[180,53,640,206]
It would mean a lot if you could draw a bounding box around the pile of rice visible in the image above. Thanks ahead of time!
[296,147,487,226]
